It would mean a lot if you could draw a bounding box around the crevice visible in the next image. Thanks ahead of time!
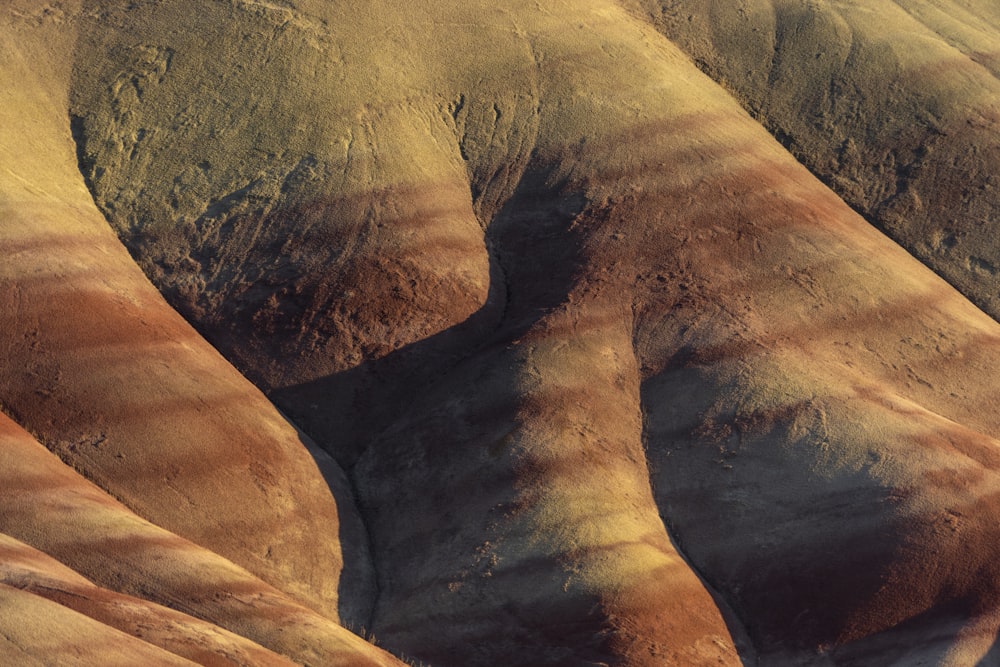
[294,431,379,633]
[342,462,382,638]
[69,113,99,198]
[657,504,759,666]
[636,375,759,665]
[0,626,34,659]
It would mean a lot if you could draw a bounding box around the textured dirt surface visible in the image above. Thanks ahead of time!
[631,0,1000,322]
[5,0,1000,665]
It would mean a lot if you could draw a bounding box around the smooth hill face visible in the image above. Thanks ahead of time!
[632,0,1000,321]
[2,2,380,624]
[0,411,403,667]
[0,5,397,665]
[6,0,1000,666]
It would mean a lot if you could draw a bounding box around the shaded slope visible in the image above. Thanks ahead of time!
[631,0,1000,323]
[10,0,1000,665]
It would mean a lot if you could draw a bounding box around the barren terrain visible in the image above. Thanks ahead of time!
[4,1,1000,665]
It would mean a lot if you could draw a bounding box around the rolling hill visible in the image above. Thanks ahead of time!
[4,1,1000,665]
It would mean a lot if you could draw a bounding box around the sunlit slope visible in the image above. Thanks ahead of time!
[0,532,295,667]
[624,125,1000,665]
[70,2,743,665]
[0,412,404,667]
[632,0,1000,322]
[70,0,493,393]
[12,0,1000,665]
[0,2,386,659]
[63,0,1000,665]
[0,583,197,667]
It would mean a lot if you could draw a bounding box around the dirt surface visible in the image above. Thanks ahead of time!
[632,0,1000,323]
[4,0,1000,665]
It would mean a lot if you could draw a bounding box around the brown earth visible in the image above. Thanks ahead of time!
[631,0,1000,322]
[4,0,1000,665]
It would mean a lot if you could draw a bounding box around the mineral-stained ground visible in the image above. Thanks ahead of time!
[4,1,1000,665]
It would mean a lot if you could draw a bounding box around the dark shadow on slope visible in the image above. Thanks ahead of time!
[978,634,1000,667]
[829,597,976,666]
[636,311,1000,662]
[270,161,589,470]
[640,367,907,662]
[297,432,377,632]
[268,160,594,662]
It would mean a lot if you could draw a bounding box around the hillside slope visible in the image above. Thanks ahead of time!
[1,4,398,665]
[633,0,1000,321]
[4,0,1000,665]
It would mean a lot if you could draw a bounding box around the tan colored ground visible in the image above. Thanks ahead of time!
[634,0,1000,321]
[4,1,1000,665]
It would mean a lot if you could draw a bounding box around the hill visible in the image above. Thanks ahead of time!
[4,1,1000,665]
